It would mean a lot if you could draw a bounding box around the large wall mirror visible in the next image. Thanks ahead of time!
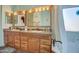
[26,6,52,32]
[5,11,25,26]
[5,12,14,24]
[5,6,52,32]
[27,6,51,27]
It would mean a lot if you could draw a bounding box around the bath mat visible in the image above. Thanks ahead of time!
[0,47,16,53]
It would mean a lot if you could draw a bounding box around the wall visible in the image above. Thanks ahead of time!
[1,5,12,46]
[58,5,79,52]
[0,6,4,47]
[15,15,25,26]
[12,5,43,11]
[2,5,12,29]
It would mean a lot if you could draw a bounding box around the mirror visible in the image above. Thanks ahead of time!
[27,13,33,26]
[5,12,13,24]
[14,10,26,26]
[5,6,51,27]
[27,11,50,27]
[5,6,52,32]
[13,15,18,24]
[26,6,51,32]
[27,6,51,27]
[15,15,25,26]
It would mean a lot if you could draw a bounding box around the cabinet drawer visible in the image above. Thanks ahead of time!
[15,41,20,45]
[40,39,51,45]
[21,37,28,40]
[15,43,20,48]
[7,40,14,43]
[15,40,20,43]
[15,43,20,46]
[21,43,28,46]
[40,45,50,53]
[21,42,28,45]
[8,38,14,42]
[21,44,28,48]
[8,42,14,47]
[21,44,28,51]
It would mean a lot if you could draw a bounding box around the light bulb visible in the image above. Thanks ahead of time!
[46,7,49,10]
[35,8,38,12]
[14,12,17,15]
[39,8,41,12]
[42,7,45,11]
[23,10,25,14]
[8,13,11,16]
[29,10,32,13]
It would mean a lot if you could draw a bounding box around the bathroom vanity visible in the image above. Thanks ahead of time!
[4,29,52,53]
[4,5,53,53]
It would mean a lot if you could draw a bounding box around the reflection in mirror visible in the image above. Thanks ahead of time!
[27,13,33,26]
[27,10,50,26]
[34,10,50,26]
[5,6,52,32]
[13,15,18,24]
[15,15,25,26]
[27,6,52,32]
[5,12,13,24]
[14,10,26,26]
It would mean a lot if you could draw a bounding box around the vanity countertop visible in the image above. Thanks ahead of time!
[4,29,52,35]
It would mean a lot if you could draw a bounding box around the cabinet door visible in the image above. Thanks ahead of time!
[40,39,51,53]
[40,45,51,53]
[28,38,39,53]
[21,36,28,51]
[40,39,51,45]
[7,32,14,47]
[4,31,8,45]
[14,35,20,49]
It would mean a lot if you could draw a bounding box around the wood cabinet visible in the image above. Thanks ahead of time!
[20,33,28,51]
[4,30,52,53]
[28,38,39,53]
[14,32,20,49]
[4,30,8,45]
[40,39,51,53]
[7,31,15,47]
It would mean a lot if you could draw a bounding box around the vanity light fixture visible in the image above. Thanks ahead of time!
[22,10,25,14]
[29,9,32,13]
[42,7,46,11]
[35,8,38,12]
[14,12,17,15]
[46,6,49,10]
[39,7,42,12]
[8,13,11,16]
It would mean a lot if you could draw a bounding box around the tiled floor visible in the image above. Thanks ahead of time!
[0,46,55,53]
[0,47,26,53]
